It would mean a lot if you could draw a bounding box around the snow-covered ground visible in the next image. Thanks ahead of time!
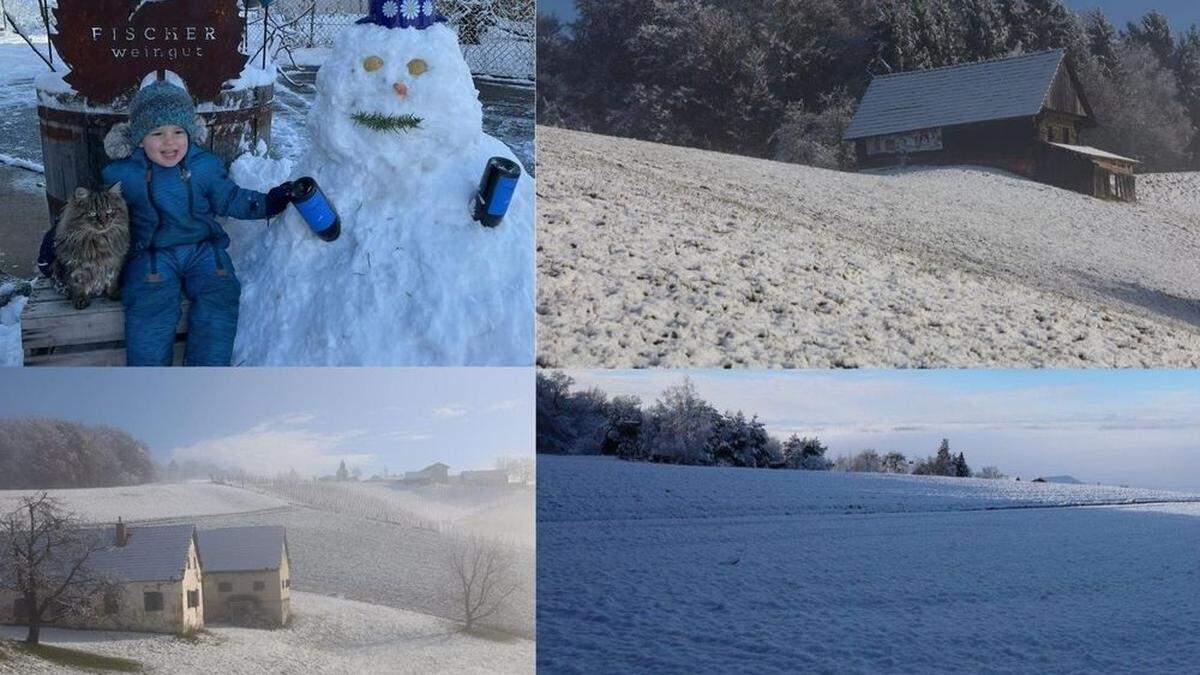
[537,126,1200,367]
[0,482,287,523]
[0,591,533,674]
[537,455,1200,673]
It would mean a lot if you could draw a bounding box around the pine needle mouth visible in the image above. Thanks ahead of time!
[351,112,423,133]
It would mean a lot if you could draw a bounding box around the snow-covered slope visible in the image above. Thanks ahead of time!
[0,483,286,523]
[537,455,1200,674]
[0,592,532,674]
[538,456,1200,523]
[537,126,1200,367]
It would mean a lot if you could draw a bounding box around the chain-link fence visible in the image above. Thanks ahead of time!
[260,0,533,81]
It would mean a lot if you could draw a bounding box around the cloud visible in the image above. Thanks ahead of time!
[432,405,468,419]
[486,399,524,413]
[168,427,373,478]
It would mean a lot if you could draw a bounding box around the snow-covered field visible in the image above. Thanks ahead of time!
[536,126,1200,367]
[537,455,1200,673]
[0,591,532,674]
[0,482,287,523]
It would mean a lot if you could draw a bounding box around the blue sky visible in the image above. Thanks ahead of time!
[567,370,1200,492]
[540,2,1200,31]
[0,369,533,478]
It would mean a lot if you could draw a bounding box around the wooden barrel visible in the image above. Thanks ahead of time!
[35,82,273,226]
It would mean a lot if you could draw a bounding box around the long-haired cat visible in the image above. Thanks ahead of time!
[51,185,130,310]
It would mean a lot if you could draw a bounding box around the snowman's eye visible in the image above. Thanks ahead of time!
[363,55,384,72]
[407,59,428,76]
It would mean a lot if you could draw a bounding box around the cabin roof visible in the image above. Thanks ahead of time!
[844,50,1068,141]
[196,526,287,573]
[1046,142,1139,164]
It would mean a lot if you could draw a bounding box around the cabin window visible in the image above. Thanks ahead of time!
[218,582,233,592]
[253,581,266,592]
[187,590,200,609]
[143,592,164,612]
[103,592,119,616]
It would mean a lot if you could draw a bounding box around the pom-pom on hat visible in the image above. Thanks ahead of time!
[128,80,199,145]
[356,0,446,29]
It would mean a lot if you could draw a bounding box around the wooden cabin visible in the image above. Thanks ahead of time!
[843,50,1138,201]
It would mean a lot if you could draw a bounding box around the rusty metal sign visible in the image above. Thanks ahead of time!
[51,0,248,104]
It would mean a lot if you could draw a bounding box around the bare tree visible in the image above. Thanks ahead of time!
[0,493,114,644]
[443,534,521,633]
[495,456,535,485]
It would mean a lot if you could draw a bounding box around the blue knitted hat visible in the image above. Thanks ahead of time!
[128,80,198,145]
[356,0,446,29]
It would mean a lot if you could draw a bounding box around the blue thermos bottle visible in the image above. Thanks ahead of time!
[291,176,341,242]
[472,157,521,227]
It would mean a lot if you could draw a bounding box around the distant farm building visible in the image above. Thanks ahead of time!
[196,526,292,628]
[0,522,204,635]
[459,469,511,486]
[403,462,451,485]
[843,49,1139,202]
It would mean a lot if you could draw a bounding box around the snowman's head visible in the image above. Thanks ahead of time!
[310,23,482,169]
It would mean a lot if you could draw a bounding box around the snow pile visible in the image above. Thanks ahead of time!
[0,279,28,367]
[0,483,286,523]
[538,455,1200,674]
[230,23,533,365]
[0,592,533,674]
[537,127,1200,367]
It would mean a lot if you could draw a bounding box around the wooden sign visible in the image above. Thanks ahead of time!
[51,0,248,104]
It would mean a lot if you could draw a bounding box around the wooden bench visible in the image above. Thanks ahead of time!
[21,278,188,366]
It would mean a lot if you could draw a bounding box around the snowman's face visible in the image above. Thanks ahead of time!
[311,23,483,167]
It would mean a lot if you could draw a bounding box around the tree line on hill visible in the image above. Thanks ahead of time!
[537,372,1003,478]
[538,0,1200,171]
[0,418,157,489]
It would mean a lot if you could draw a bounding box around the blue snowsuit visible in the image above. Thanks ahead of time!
[102,144,271,366]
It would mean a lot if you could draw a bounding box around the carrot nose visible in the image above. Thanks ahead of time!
[393,82,408,98]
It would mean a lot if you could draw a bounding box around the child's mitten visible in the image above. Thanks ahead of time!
[265,181,294,217]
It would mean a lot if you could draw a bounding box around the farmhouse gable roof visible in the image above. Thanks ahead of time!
[844,50,1075,141]
[197,526,287,573]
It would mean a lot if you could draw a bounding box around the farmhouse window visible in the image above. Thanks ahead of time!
[187,590,200,608]
[144,592,164,612]
[218,582,233,592]
[254,581,265,591]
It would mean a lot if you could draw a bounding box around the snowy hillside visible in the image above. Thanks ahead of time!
[537,456,1200,523]
[538,455,1200,673]
[537,127,1200,367]
[0,483,286,523]
[0,592,532,674]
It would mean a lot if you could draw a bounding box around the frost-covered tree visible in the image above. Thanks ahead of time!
[782,435,831,470]
[1084,9,1120,76]
[873,0,926,73]
[954,451,972,477]
[1124,11,1175,68]
[0,494,117,644]
[335,460,349,481]
[0,419,156,489]
[962,0,1011,61]
[977,466,1006,479]
[774,90,858,170]
[442,534,521,634]
[882,452,909,474]
[644,378,718,465]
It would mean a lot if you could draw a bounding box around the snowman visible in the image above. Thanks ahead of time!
[230,0,533,366]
